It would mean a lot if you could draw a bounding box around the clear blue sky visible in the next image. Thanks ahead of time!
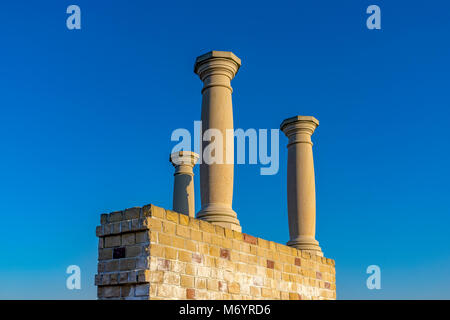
[1,0,449,299]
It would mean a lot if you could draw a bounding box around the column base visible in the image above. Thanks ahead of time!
[196,203,241,232]
[287,236,323,257]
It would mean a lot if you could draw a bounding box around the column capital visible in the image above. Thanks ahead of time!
[170,151,199,174]
[280,116,319,136]
[194,51,241,91]
[280,116,319,146]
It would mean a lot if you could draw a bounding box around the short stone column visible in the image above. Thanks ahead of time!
[280,116,323,256]
[194,51,242,231]
[170,151,199,217]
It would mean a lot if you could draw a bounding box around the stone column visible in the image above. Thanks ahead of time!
[280,116,323,256]
[170,151,199,217]
[194,51,241,231]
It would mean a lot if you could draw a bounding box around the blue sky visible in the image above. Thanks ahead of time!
[1,0,449,299]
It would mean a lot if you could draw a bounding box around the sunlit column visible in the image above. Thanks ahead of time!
[281,116,323,256]
[170,151,199,217]
[194,51,241,231]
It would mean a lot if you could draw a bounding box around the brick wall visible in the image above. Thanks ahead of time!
[95,204,336,300]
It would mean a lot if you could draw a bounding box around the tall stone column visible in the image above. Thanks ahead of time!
[170,151,199,217]
[194,51,241,231]
[280,116,323,256]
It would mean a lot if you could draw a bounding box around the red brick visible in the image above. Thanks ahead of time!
[294,258,301,266]
[192,253,202,264]
[220,249,230,260]
[316,272,322,280]
[157,258,170,271]
[243,234,257,245]
[267,260,274,269]
[218,281,227,292]
[186,288,195,299]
